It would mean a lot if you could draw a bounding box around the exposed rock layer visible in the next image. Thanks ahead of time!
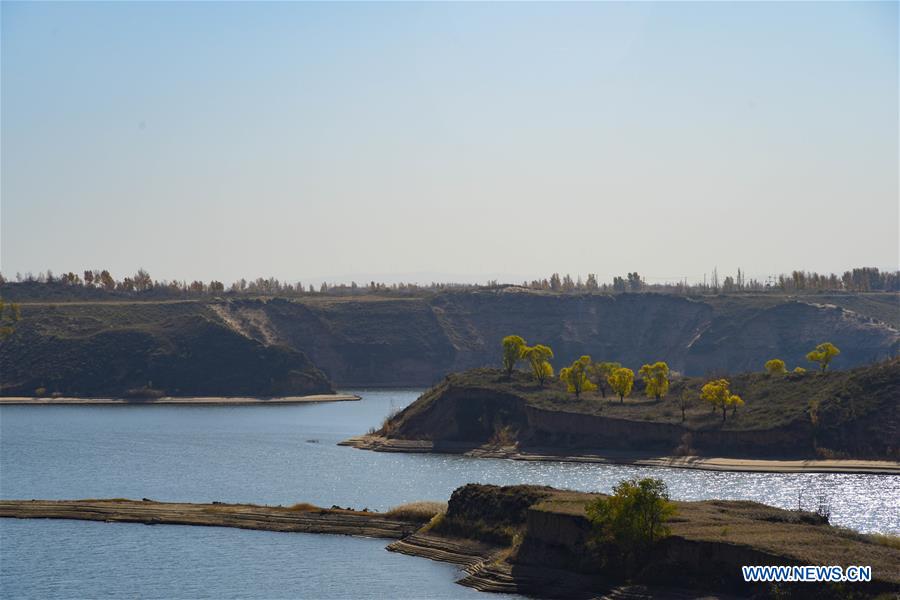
[345,361,900,460]
[3,291,897,392]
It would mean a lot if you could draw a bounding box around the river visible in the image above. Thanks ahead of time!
[1,390,898,598]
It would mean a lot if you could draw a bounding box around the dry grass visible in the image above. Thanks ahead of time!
[867,532,900,550]
[533,490,900,585]
[489,424,518,447]
[434,363,899,436]
[75,498,132,503]
[379,406,404,436]
[385,501,447,522]
[421,511,445,532]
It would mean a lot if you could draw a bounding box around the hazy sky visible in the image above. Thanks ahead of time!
[2,1,897,285]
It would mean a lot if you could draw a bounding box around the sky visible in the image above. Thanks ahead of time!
[2,1,897,286]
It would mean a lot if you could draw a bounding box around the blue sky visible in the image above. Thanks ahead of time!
[2,1,897,285]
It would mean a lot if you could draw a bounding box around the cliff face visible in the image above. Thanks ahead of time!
[373,363,900,460]
[3,290,897,392]
[383,381,814,457]
[217,291,898,385]
[0,303,332,397]
[428,484,900,598]
[683,300,898,374]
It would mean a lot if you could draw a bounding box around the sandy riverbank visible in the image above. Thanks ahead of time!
[341,435,900,475]
[0,499,416,538]
[0,394,361,406]
[5,490,899,598]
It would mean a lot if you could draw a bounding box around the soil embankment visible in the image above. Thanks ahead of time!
[0,499,417,539]
[400,484,900,598]
[344,362,900,466]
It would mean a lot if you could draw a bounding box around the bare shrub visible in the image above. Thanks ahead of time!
[380,406,403,436]
[814,494,832,523]
[673,432,696,456]
[386,501,447,522]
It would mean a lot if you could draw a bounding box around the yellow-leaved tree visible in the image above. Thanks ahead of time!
[591,361,621,397]
[764,359,787,376]
[607,367,634,403]
[560,356,596,398]
[700,379,744,422]
[523,344,554,386]
[806,342,840,372]
[501,335,527,379]
[638,362,670,401]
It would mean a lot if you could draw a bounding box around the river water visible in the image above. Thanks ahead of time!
[1,390,898,598]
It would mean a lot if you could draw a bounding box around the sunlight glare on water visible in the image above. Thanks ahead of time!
[2,390,897,534]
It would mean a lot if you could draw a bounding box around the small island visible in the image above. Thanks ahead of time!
[343,343,900,474]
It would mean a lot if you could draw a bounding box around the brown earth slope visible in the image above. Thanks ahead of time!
[0,301,333,397]
[348,361,900,460]
[3,290,897,392]
[243,291,900,385]
[430,484,900,599]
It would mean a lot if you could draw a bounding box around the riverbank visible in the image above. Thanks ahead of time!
[0,393,360,405]
[355,364,900,468]
[3,488,898,599]
[0,499,415,538]
[340,435,900,474]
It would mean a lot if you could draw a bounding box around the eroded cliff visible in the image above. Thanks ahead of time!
[353,362,900,460]
[218,290,899,385]
[3,290,897,393]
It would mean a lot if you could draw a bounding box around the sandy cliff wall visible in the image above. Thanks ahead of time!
[218,291,898,385]
[4,290,896,393]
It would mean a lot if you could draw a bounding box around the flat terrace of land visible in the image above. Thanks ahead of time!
[357,362,899,464]
[0,499,417,539]
[532,490,900,587]
[0,394,360,405]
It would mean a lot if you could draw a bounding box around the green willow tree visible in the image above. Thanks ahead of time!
[523,344,554,386]
[586,478,676,571]
[501,335,527,379]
